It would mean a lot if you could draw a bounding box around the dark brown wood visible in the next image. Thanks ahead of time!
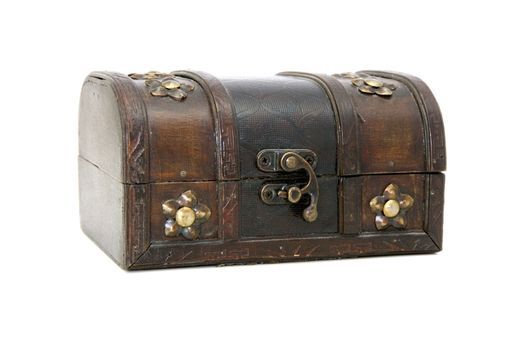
[219,182,240,241]
[338,75,427,174]
[426,173,445,249]
[173,70,240,181]
[142,77,217,182]
[78,69,446,270]
[360,70,446,172]
[131,232,438,269]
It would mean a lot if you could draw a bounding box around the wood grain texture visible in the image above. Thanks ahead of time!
[79,157,126,267]
[219,181,239,241]
[342,176,362,234]
[79,73,151,268]
[89,72,149,184]
[79,70,446,270]
[140,78,217,182]
[131,231,438,269]
[426,173,445,249]
[337,75,426,174]
[126,184,150,266]
[173,70,240,181]
[360,70,447,172]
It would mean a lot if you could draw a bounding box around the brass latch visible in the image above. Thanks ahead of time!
[257,149,319,223]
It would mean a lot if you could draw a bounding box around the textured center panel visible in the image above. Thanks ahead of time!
[222,77,337,179]
[239,176,338,237]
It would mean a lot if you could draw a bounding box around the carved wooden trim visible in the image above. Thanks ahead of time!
[91,72,150,184]
[126,184,150,267]
[342,176,362,234]
[360,70,446,173]
[219,182,239,241]
[425,173,445,249]
[90,72,151,267]
[278,72,360,175]
[172,70,240,181]
[130,231,438,269]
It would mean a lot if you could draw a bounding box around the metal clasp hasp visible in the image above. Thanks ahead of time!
[257,149,319,223]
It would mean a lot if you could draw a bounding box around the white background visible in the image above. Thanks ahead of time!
[1,1,523,349]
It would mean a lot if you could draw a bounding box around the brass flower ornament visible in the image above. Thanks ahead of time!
[334,72,396,97]
[129,71,195,101]
[369,184,414,230]
[162,190,211,240]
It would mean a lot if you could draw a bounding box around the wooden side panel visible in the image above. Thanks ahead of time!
[360,174,426,232]
[359,70,447,172]
[173,70,240,181]
[342,77,426,174]
[149,182,219,242]
[79,76,123,181]
[142,80,217,182]
[79,72,150,268]
[343,175,426,234]
[426,173,445,249]
[79,157,125,267]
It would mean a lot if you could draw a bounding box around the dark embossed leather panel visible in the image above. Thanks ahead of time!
[240,176,338,237]
[222,77,336,178]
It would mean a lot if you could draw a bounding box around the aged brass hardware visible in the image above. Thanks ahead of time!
[333,72,396,97]
[129,71,195,101]
[162,190,211,240]
[369,183,414,230]
[257,149,319,223]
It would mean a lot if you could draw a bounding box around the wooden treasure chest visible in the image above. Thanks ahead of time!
[78,70,446,270]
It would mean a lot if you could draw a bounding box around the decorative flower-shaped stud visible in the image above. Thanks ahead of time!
[333,72,396,97]
[162,190,211,240]
[128,71,195,101]
[369,183,414,230]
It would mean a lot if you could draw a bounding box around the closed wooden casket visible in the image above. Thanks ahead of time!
[78,70,446,270]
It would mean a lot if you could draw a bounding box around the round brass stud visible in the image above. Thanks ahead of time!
[375,87,393,96]
[180,82,195,92]
[364,78,383,88]
[162,79,181,90]
[181,226,199,240]
[162,199,178,217]
[303,206,318,223]
[164,219,180,237]
[175,207,196,227]
[150,86,168,97]
[167,89,187,101]
[287,186,302,204]
[194,203,212,221]
[369,196,384,213]
[399,194,414,209]
[358,85,375,94]
[352,78,364,86]
[375,215,389,230]
[285,155,298,169]
[383,199,400,218]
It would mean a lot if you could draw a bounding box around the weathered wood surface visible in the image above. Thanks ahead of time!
[78,70,446,270]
